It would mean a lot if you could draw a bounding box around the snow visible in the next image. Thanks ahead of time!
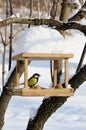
[80,18,86,25]
[70,0,81,17]
[13,26,86,62]
[29,107,38,120]
[0,24,86,130]
[16,12,21,18]
[13,25,64,55]
[72,0,81,8]
[0,18,2,21]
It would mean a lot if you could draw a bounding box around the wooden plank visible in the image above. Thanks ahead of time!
[24,58,28,88]
[22,53,74,59]
[65,58,68,87]
[12,53,73,61]
[12,87,22,96]
[12,53,24,60]
[12,88,74,97]
[53,61,57,88]
[16,60,20,87]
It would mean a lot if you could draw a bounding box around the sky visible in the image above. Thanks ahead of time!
[0,23,85,130]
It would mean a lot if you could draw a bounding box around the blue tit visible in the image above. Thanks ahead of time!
[28,73,41,88]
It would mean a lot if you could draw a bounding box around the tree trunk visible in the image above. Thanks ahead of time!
[50,0,58,19]
[0,61,26,129]
[37,0,40,18]
[56,0,62,20]
[2,45,6,87]
[60,0,71,22]
[8,0,13,71]
[60,0,72,36]
[29,0,33,18]
[26,65,86,130]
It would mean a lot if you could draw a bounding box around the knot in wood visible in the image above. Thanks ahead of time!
[61,1,72,7]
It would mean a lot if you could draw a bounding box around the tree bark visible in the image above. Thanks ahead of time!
[60,0,71,22]
[37,0,40,18]
[69,1,86,21]
[29,0,33,18]
[8,0,13,70]
[0,61,26,129]
[59,21,86,36]
[76,42,86,73]
[60,0,71,36]
[50,0,58,19]
[0,18,86,35]
[26,65,86,130]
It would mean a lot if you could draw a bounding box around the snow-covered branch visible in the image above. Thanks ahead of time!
[0,17,61,27]
[0,17,86,35]
[59,21,86,35]
[69,1,86,21]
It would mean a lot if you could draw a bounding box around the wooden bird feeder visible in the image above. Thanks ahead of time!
[12,53,74,97]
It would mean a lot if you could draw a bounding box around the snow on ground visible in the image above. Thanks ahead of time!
[0,25,86,130]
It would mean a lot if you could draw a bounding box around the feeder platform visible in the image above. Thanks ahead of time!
[12,53,74,97]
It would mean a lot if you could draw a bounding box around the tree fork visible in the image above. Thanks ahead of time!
[26,65,86,130]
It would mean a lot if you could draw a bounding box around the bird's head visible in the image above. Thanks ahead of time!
[33,73,41,78]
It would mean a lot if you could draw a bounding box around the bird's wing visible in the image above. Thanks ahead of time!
[28,77,38,87]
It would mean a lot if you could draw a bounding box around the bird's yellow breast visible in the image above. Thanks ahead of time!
[28,77,38,87]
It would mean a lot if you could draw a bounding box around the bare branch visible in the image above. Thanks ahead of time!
[0,17,61,27]
[59,21,86,35]
[0,17,86,35]
[0,32,5,45]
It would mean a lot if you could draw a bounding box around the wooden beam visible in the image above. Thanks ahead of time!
[12,88,74,97]
[12,53,74,61]
[16,60,20,87]
[53,61,57,88]
[24,58,28,88]
[65,58,68,87]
